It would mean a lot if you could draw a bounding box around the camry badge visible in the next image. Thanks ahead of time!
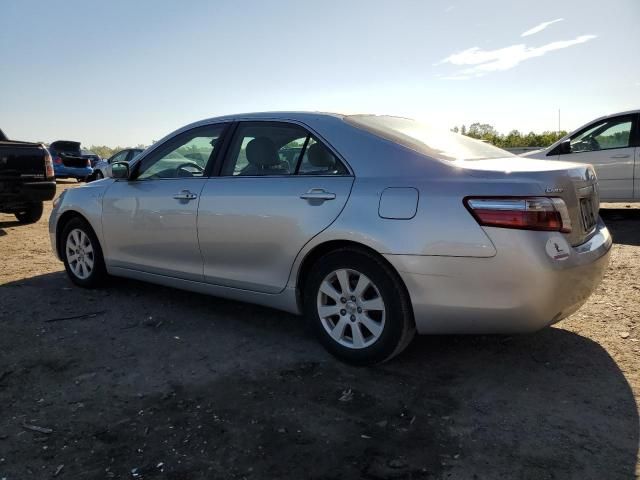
[545,187,564,193]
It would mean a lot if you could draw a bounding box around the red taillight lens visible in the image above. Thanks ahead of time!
[86,158,91,167]
[54,156,63,165]
[465,197,571,233]
[44,152,54,178]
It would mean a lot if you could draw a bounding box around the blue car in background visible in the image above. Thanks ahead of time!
[48,140,93,181]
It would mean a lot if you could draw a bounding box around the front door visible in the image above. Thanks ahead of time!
[197,121,354,293]
[102,123,228,280]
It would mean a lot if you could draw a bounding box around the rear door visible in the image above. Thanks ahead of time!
[197,121,354,293]
[556,114,637,200]
[102,123,229,280]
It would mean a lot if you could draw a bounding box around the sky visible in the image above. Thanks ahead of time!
[1,0,639,147]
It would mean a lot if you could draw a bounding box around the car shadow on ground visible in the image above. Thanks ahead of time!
[601,208,640,247]
[1,271,638,479]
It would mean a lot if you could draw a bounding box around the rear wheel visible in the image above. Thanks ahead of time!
[303,248,415,365]
[94,170,104,180]
[61,217,107,288]
[15,202,43,224]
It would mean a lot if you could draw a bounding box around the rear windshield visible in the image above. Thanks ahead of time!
[345,115,513,161]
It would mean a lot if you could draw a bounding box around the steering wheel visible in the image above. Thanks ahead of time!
[175,162,204,177]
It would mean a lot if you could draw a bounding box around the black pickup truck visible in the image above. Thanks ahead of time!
[0,128,56,223]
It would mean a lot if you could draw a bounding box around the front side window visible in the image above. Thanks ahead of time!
[136,124,226,180]
[569,117,633,153]
[222,122,348,176]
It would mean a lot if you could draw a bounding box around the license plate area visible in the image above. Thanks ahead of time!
[579,197,596,232]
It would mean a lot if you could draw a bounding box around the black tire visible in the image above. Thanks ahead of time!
[303,248,415,365]
[15,202,43,224]
[94,171,104,180]
[61,217,107,288]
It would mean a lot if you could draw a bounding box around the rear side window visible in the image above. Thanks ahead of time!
[222,122,347,176]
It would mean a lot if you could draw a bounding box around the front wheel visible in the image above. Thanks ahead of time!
[61,217,107,287]
[15,202,43,224]
[303,248,415,365]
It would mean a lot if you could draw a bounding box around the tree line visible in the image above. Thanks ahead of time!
[452,123,567,149]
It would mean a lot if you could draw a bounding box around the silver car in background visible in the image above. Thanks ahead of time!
[49,112,612,364]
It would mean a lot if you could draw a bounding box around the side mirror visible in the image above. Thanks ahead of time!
[110,161,130,179]
[558,139,571,155]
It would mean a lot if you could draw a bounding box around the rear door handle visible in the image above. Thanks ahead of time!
[173,190,198,200]
[610,154,630,158]
[300,188,336,201]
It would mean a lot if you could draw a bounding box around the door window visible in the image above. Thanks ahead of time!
[222,122,348,176]
[297,137,347,175]
[569,117,633,153]
[109,150,128,164]
[136,124,226,180]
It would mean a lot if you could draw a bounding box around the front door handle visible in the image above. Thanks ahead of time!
[173,190,198,200]
[610,154,630,159]
[300,188,336,201]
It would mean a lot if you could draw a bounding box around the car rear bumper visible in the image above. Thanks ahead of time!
[0,180,56,211]
[385,219,612,334]
[54,165,92,178]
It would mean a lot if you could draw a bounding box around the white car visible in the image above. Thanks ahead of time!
[90,148,144,181]
[522,110,639,202]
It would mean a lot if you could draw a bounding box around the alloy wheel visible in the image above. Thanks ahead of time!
[66,228,94,280]
[316,268,386,349]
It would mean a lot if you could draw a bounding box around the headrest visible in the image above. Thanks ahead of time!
[246,137,279,166]
[307,143,335,168]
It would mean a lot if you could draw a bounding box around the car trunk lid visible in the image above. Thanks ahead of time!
[50,141,87,167]
[458,157,599,246]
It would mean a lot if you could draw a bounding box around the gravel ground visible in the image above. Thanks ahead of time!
[0,182,638,479]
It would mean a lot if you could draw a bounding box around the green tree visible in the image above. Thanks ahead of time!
[454,123,567,148]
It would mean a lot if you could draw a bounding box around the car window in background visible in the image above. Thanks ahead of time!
[126,149,144,162]
[136,124,224,180]
[223,123,308,176]
[109,151,128,164]
[570,117,633,152]
[345,115,513,161]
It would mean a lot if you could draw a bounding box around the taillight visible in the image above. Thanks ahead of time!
[54,156,63,165]
[464,197,572,233]
[86,158,91,167]
[42,147,54,178]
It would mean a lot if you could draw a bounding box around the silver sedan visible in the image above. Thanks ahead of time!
[49,112,612,364]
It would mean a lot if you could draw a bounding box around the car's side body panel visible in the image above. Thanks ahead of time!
[101,178,208,281]
[198,175,354,293]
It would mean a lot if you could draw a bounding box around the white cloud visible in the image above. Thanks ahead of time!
[521,18,564,37]
[437,34,597,79]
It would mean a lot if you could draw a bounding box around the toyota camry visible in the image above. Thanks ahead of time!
[49,112,612,364]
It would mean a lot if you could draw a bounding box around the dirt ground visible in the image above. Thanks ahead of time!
[0,182,638,479]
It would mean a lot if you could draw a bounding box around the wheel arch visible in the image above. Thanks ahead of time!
[55,210,98,259]
[295,239,413,315]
